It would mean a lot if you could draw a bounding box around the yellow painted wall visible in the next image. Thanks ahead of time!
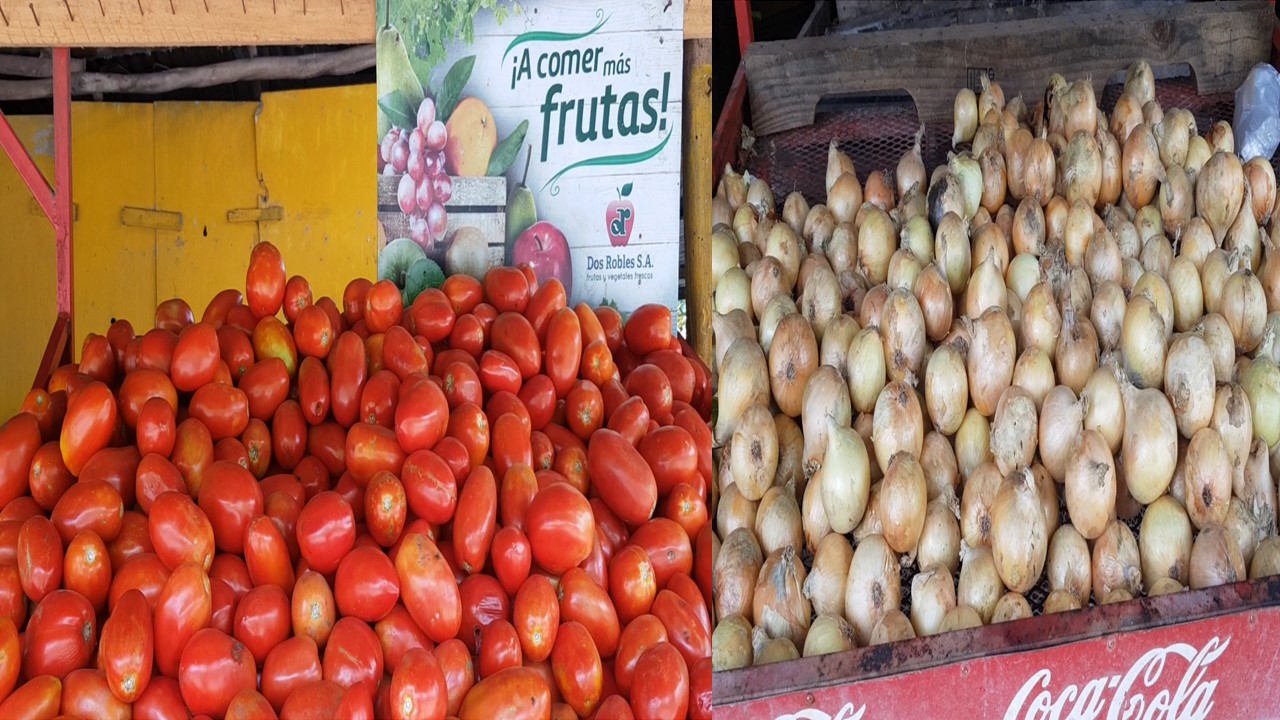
[0,85,377,417]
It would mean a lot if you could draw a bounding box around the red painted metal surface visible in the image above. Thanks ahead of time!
[0,100,54,222]
[32,314,71,392]
[714,577,1280,719]
[52,47,73,325]
[735,0,754,59]
[713,61,747,188]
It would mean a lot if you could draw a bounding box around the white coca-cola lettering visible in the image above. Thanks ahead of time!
[1003,637,1229,720]
[774,701,868,720]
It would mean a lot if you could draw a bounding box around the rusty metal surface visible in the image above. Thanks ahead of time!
[714,575,1280,707]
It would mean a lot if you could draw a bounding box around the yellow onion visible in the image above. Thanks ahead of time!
[872,378,924,471]
[829,173,863,226]
[1121,295,1167,389]
[859,283,888,331]
[1039,385,1084,481]
[1143,99,1164,127]
[1198,151,1245,243]
[1122,123,1164,209]
[768,313,818,417]
[910,563,957,637]
[921,431,961,509]
[925,344,969,436]
[961,460,1002,549]
[1158,164,1195,239]
[717,337,770,444]
[715,528,763,620]
[1125,60,1156,105]
[719,164,748,209]
[1085,228,1123,286]
[965,250,1008,320]
[1056,304,1099,394]
[974,223,1010,277]
[899,215,934,267]
[1164,332,1216,438]
[857,205,896,285]
[1251,536,1280,579]
[991,386,1039,475]
[1225,496,1263,568]
[1121,382,1179,503]
[712,615,753,671]
[990,468,1048,593]
[1246,157,1276,224]
[758,295,797,356]
[728,404,778,502]
[991,592,1032,623]
[1045,195,1069,247]
[1168,258,1204,333]
[1007,253,1042,303]
[1096,124,1124,207]
[881,288,927,382]
[1059,130,1102,208]
[935,211,972,294]
[1012,198,1047,258]
[1065,429,1116,539]
[968,307,1016,416]
[754,631,800,666]
[717,478,759,536]
[978,146,1008,214]
[826,140,855,194]
[898,126,927,197]
[953,88,978,147]
[880,451,928,555]
[804,204,838,252]
[1047,524,1092,603]
[774,414,806,490]
[1043,589,1081,614]
[1057,79,1099,139]
[754,546,811,648]
[803,533,853,619]
[1024,138,1057,207]
[1138,495,1193,589]
[750,257,787,322]
[1154,108,1196,168]
[1111,93,1144,146]
[1186,134,1212,176]
[940,606,984,632]
[819,315,861,381]
[747,175,775,217]
[1013,349,1055,411]
[1262,244,1280,313]
[756,484,802,557]
[956,408,994,481]
[1189,523,1246,590]
[825,222,856,277]
[918,499,962,574]
[958,544,1005,623]
[1240,357,1280,450]
[869,610,915,645]
[1201,250,1233,317]
[782,192,810,236]
[1092,519,1142,599]
[853,480,884,543]
[864,170,894,212]
[1006,127,1033,200]
[1081,367,1124,458]
[915,264,954,342]
[1207,120,1235,154]
[1214,383,1254,481]
[1184,427,1232,529]
[800,463,830,553]
[950,152,982,221]
[1236,438,1277,541]
[847,326,887,414]
[1220,269,1267,353]
[928,171,967,229]
[802,615,856,658]
[1020,282,1061,357]
[1034,463,1061,541]
[845,534,900,645]
[819,423,869,535]
[802,366,852,477]
[1226,184,1262,272]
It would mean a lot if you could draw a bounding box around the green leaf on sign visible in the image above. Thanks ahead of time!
[487,120,530,177]
[620,183,633,197]
[378,91,418,131]
[436,55,476,122]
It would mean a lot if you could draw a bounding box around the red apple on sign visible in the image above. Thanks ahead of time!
[513,220,573,297]
[607,183,635,247]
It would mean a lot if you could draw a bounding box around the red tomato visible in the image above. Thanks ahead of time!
[491,312,541,380]
[77,445,140,510]
[282,275,312,322]
[389,648,447,720]
[252,317,300,377]
[345,423,407,484]
[482,267,530,315]
[298,357,331,426]
[491,526,531,597]
[638,425,698,497]
[136,397,177,458]
[613,614,667,696]
[1,495,40,522]
[107,553,170,613]
[395,533,461,644]
[365,280,404,335]
[97,588,154,703]
[525,483,594,575]
[154,561,214,677]
[172,418,215,496]
[593,305,623,353]
[453,466,497,575]
[170,323,219,392]
[22,388,67,444]
[0,617,17,702]
[430,638,472,716]
[133,675,188,719]
[305,423,346,479]
[106,317,137,363]
[491,412,532,480]
[79,333,116,385]
[363,470,407,548]
[0,563,25,628]
[434,436,471,484]
[198,461,264,555]
[323,616,384,690]
[241,418,273,478]
[586,429,658,527]
[291,571,337,649]
[382,326,427,381]
[544,309,582,398]
[608,545,657,625]
[623,304,673,356]
[134,455,184,516]
[59,381,116,476]
[295,304,335,360]
[448,313,486,359]
[499,465,539,533]
[607,396,651,448]
[629,642,687,719]
[237,357,289,422]
[440,275,482,316]
[233,583,291,665]
[580,340,615,388]
[662,483,709,543]
[552,446,589,496]
[18,515,63,602]
[296,492,355,575]
[564,381,604,441]
[0,675,61,718]
[376,604,433,675]
[525,279,567,342]
[518,375,557,432]
[63,530,111,613]
[62,668,131,720]
[246,242,287,319]
[271,401,307,472]
[178,628,258,717]
[666,573,711,640]
[442,361,483,409]
[342,278,373,326]
[479,350,522,396]
[395,380,448,454]
[202,288,244,328]
[24,588,96,679]
[262,636,322,713]
[694,523,713,614]
[334,544,399,622]
[513,575,559,663]
[458,666,551,720]
[412,294,456,345]
[149,491,215,571]
[446,403,490,470]
[280,679,344,719]
[244,515,295,591]
[673,406,713,487]
[156,298,196,333]
[644,350,695,407]
[627,518,692,590]
[479,619,523,679]
[359,369,400,428]
[28,442,72,513]
[218,326,256,380]
[550,621,602,717]
[650,589,710,671]
[558,568,621,658]
[531,431,554,471]
[329,332,368,428]
[226,688,279,720]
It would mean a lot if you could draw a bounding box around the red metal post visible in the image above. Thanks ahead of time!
[735,0,753,59]
[0,103,55,222]
[53,48,73,336]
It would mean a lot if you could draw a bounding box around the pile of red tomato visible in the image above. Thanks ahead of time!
[0,242,713,720]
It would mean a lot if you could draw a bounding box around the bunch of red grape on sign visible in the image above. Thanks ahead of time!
[378,97,453,253]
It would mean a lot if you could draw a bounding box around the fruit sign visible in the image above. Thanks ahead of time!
[376,0,684,314]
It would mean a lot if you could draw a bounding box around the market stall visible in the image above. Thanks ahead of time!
[0,0,712,716]
[711,1,1280,717]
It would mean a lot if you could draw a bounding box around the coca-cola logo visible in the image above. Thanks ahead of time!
[774,701,867,720]
[1003,636,1230,720]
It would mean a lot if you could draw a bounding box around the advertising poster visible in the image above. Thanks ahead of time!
[376,0,684,315]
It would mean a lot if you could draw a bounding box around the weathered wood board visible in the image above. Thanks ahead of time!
[376,175,506,267]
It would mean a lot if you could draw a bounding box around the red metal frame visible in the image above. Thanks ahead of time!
[735,0,753,59]
[0,48,75,388]
[713,61,747,189]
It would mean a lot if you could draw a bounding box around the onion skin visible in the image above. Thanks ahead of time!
[1065,429,1117,540]
[880,451,928,555]
[881,288,927,382]
[871,381,924,475]
[1092,519,1142,600]
[1047,524,1092,604]
[968,307,1017,417]
[1198,151,1245,243]
[845,534,900,645]
[755,485,803,557]
[1184,427,1233,530]
[1190,523,1246,590]
[803,534,853,619]
[990,386,1039,475]
[990,468,1047,593]
[819,424,870,535]
[717,337,770,444]
[925,344,969,436]
[729,404,779,501]
[1140,495,1193,589]
[1121,385,1179,504]
[916,264,955,342]
[1164,332,1216,438]
[715,528,764,620]
[1122,124,1164,209]
[753,546,811,648]
[910,563,957,637]
[769,313,818,417]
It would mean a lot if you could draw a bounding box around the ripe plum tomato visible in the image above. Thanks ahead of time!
[283,275,313,323]
[544,308,582,397]
[59,381,116,476]
[226,687,277,719]
[171,323,221,392]
[296,491,355,575]
[23,588,96,679]
[443,361,483,409]
[189,383,251,441]
[395,533,461,644]
[365,280,403,334]
[27,441,72,513]
[594,305,624,352]
[442,274,483,316]
[261,635,322,713]
[149,491,215,571]
[281,679,344,718]
[253,316,299,376]
[22,388,66,444]
[525,278,567,341]
[525,483,594,575]
[552,446,588,496]
[639,425,699,496]
[628,517,693,590]
[376,604,432,675]
[482,267,531,314]
[519,374,557,431]
[239,357,290,421]
[62,668,131,720]
[18,514,63,602]
[513,575,559,663]
[63,530,111,613]
[662,483,708,541]
[292,570,337,649]
[479,619,522,679]
[607,396,651,448]
[395,380,448,453]
[156,298,196,333]
[499,464,538,533]
[345,422,407,484]
[580,339,615,388]
[491,412,532,480]
[446,403,490,468]
[613,614,667,696]
[558,568,621,658]
[650,588,710,671]
[449,313,486,358]
[294,304,335,359]
[271,401,307,472]
[335,544,400,622]
[241,419,272,478]
[389,647,447,720]
[491,313,541,381]
[198,461,263,555]
[178,628,258,717]
[364,470,408,548]
[329,332,368,428]
[629,641,688,720]
[154,561,214,678]
[491,526,531,597]
[343,278,373,326]
[382,325,427,380]
[323,616,384,691]
[608,545,657,625]
[565,381,604,440]
[623,304,673,356]
[585,429,658,527]
[551,621,603,717]
[137,397,177,458]
[458,666,551,720]
[479,350,522,396]
[243,515,294,591]
[412,293,456,344]
[298,356,331,426]
[432,638,474,715]
[233,583,291,666]
[625,363,674,423]
[202,289,244,328]
[98,588,154,703]
[218,326,255,380]
[246,242,287,319]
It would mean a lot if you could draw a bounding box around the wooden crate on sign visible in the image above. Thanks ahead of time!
[377,175,507,267]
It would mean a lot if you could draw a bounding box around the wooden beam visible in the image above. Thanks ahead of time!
[0,54,87,76]
[744,0,1272,136]
[0,46,373,100]
[684,38,711,366]
[0,0,707,47]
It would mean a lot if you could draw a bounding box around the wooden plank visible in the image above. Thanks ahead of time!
[376,175,505,208]
[121,206,182,231]
[683,39,711,365]
[798,0,834,39]
[0,0,703,46]
[832,0,1141,33]
[226,206,284,223]
[378,211,506,267]
[744,0,1272,135]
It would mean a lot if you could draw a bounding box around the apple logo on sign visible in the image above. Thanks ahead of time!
[607,183,635,247]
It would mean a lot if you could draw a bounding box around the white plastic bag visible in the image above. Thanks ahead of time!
[1234,62,1280,162]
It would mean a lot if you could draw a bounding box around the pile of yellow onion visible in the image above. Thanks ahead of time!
[711,60,1280,672]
